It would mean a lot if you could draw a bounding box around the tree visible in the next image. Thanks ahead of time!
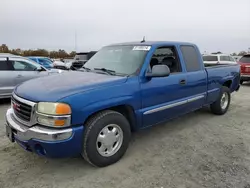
[238,51,247,56]
[69,51,76,57]
[0,44,9,53]
[0,44,79,59]
[211,51,222,54]
[58,49,68,58]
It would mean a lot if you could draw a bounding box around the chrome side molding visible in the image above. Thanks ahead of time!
[143,95,204,115]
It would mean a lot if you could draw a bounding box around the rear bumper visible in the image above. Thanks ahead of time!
[5,108,84,158]
[240,74,250,81]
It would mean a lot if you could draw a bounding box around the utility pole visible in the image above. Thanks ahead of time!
[75,30,77,52]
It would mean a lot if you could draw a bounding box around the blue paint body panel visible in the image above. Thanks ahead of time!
[13,41,240,158]
[14,126,83,158]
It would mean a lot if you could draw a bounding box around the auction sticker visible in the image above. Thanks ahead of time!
[133,46,151,51]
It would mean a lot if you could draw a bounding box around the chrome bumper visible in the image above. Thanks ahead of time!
[241,74,250,78]
[5,108,73,141]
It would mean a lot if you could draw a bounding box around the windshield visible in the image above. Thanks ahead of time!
[84,45,149,75]
[203,56,218,61]
[239,55,250,63]
[43,58,53,64]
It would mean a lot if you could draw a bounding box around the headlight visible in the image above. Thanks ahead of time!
[37,102,71,115]
[36,102,71,127]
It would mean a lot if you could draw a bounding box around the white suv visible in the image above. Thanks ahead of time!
[203,54,237,65]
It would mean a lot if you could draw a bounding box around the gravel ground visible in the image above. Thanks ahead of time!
[1,85,250,188]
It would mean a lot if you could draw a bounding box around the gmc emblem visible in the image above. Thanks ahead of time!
[12,102,20,111]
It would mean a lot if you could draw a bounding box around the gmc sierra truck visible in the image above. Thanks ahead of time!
[5,41,240,167]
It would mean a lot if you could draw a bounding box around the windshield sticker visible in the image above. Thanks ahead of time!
[133,46,151,51]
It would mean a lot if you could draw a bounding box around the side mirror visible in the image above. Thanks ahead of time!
[146,64,170,78]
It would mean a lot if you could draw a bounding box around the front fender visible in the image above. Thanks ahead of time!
[71,95,140,125]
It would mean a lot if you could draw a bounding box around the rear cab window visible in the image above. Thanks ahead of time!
[239,55,250,63]
[203,56,218,61]
[180,45,201,72]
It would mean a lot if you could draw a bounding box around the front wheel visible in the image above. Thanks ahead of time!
[82,110,131,167]
[210,86,231,115]
[240,80,244,85]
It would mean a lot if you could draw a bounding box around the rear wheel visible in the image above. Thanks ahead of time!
[210,86,231,115]
[82,110,131,167]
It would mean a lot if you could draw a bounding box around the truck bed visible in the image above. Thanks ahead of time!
[204,63,238,68]
[205,64,240,104]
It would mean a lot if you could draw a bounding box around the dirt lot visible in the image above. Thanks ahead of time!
[1,86,250,188]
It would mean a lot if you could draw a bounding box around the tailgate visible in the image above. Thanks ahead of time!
[240,64,250,74]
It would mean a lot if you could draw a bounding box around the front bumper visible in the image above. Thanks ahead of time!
[5,108,84,158]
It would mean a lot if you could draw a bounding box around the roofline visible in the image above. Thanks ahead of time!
[105,41,195,47]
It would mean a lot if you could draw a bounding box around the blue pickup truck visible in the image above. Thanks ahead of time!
[5,41,240,167]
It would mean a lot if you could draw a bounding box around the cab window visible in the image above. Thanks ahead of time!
[12,61,37,71]
[149,46,182,74]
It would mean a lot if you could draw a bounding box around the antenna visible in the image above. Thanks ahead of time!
[141,36,145,43]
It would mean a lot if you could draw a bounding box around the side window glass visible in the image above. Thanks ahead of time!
[12,61,37,71]
[220,56,230,61]
[0,61,10,71]
[39,59,48,64]
[29,58,36,62]
[149,46,182,74]
[229,56,235,62]
[180,45,201,72]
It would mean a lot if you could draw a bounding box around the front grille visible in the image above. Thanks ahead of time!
[11,96,32,122]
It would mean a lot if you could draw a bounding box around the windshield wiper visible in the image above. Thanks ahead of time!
[94,68,116,75]
[78,66,91,72]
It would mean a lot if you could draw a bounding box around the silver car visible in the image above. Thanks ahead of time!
[0,54,62,99]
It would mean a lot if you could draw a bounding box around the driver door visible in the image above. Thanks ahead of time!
[140,46,188,127]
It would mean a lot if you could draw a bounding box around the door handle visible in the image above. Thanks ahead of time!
[17,75,23,78]
[179,79,186,85]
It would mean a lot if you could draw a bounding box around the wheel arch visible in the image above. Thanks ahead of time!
[83,104,137,132]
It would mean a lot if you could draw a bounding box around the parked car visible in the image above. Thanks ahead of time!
[53,59,73,70]
[27,56,54,69]
[70,51,97,70]
[0,54,62,99]
[5,41,240,167]
[203,54,237,65]
[237,54,250,84]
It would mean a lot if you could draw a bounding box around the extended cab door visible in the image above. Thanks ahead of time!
[179,45,207,110]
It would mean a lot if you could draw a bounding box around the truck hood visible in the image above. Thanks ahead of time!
[15,71,127,102]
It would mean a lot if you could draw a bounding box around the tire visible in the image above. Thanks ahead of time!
[240,80,244,85]
[210,86,231,115]
[82,110,131,167]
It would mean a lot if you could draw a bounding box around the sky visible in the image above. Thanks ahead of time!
[0,0,250,53]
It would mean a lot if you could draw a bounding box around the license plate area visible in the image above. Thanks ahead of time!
[6,124,15,142]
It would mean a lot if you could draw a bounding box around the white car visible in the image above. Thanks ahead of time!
[203,54,237,65]
[0,54,64,99]
[53,60,74,70]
